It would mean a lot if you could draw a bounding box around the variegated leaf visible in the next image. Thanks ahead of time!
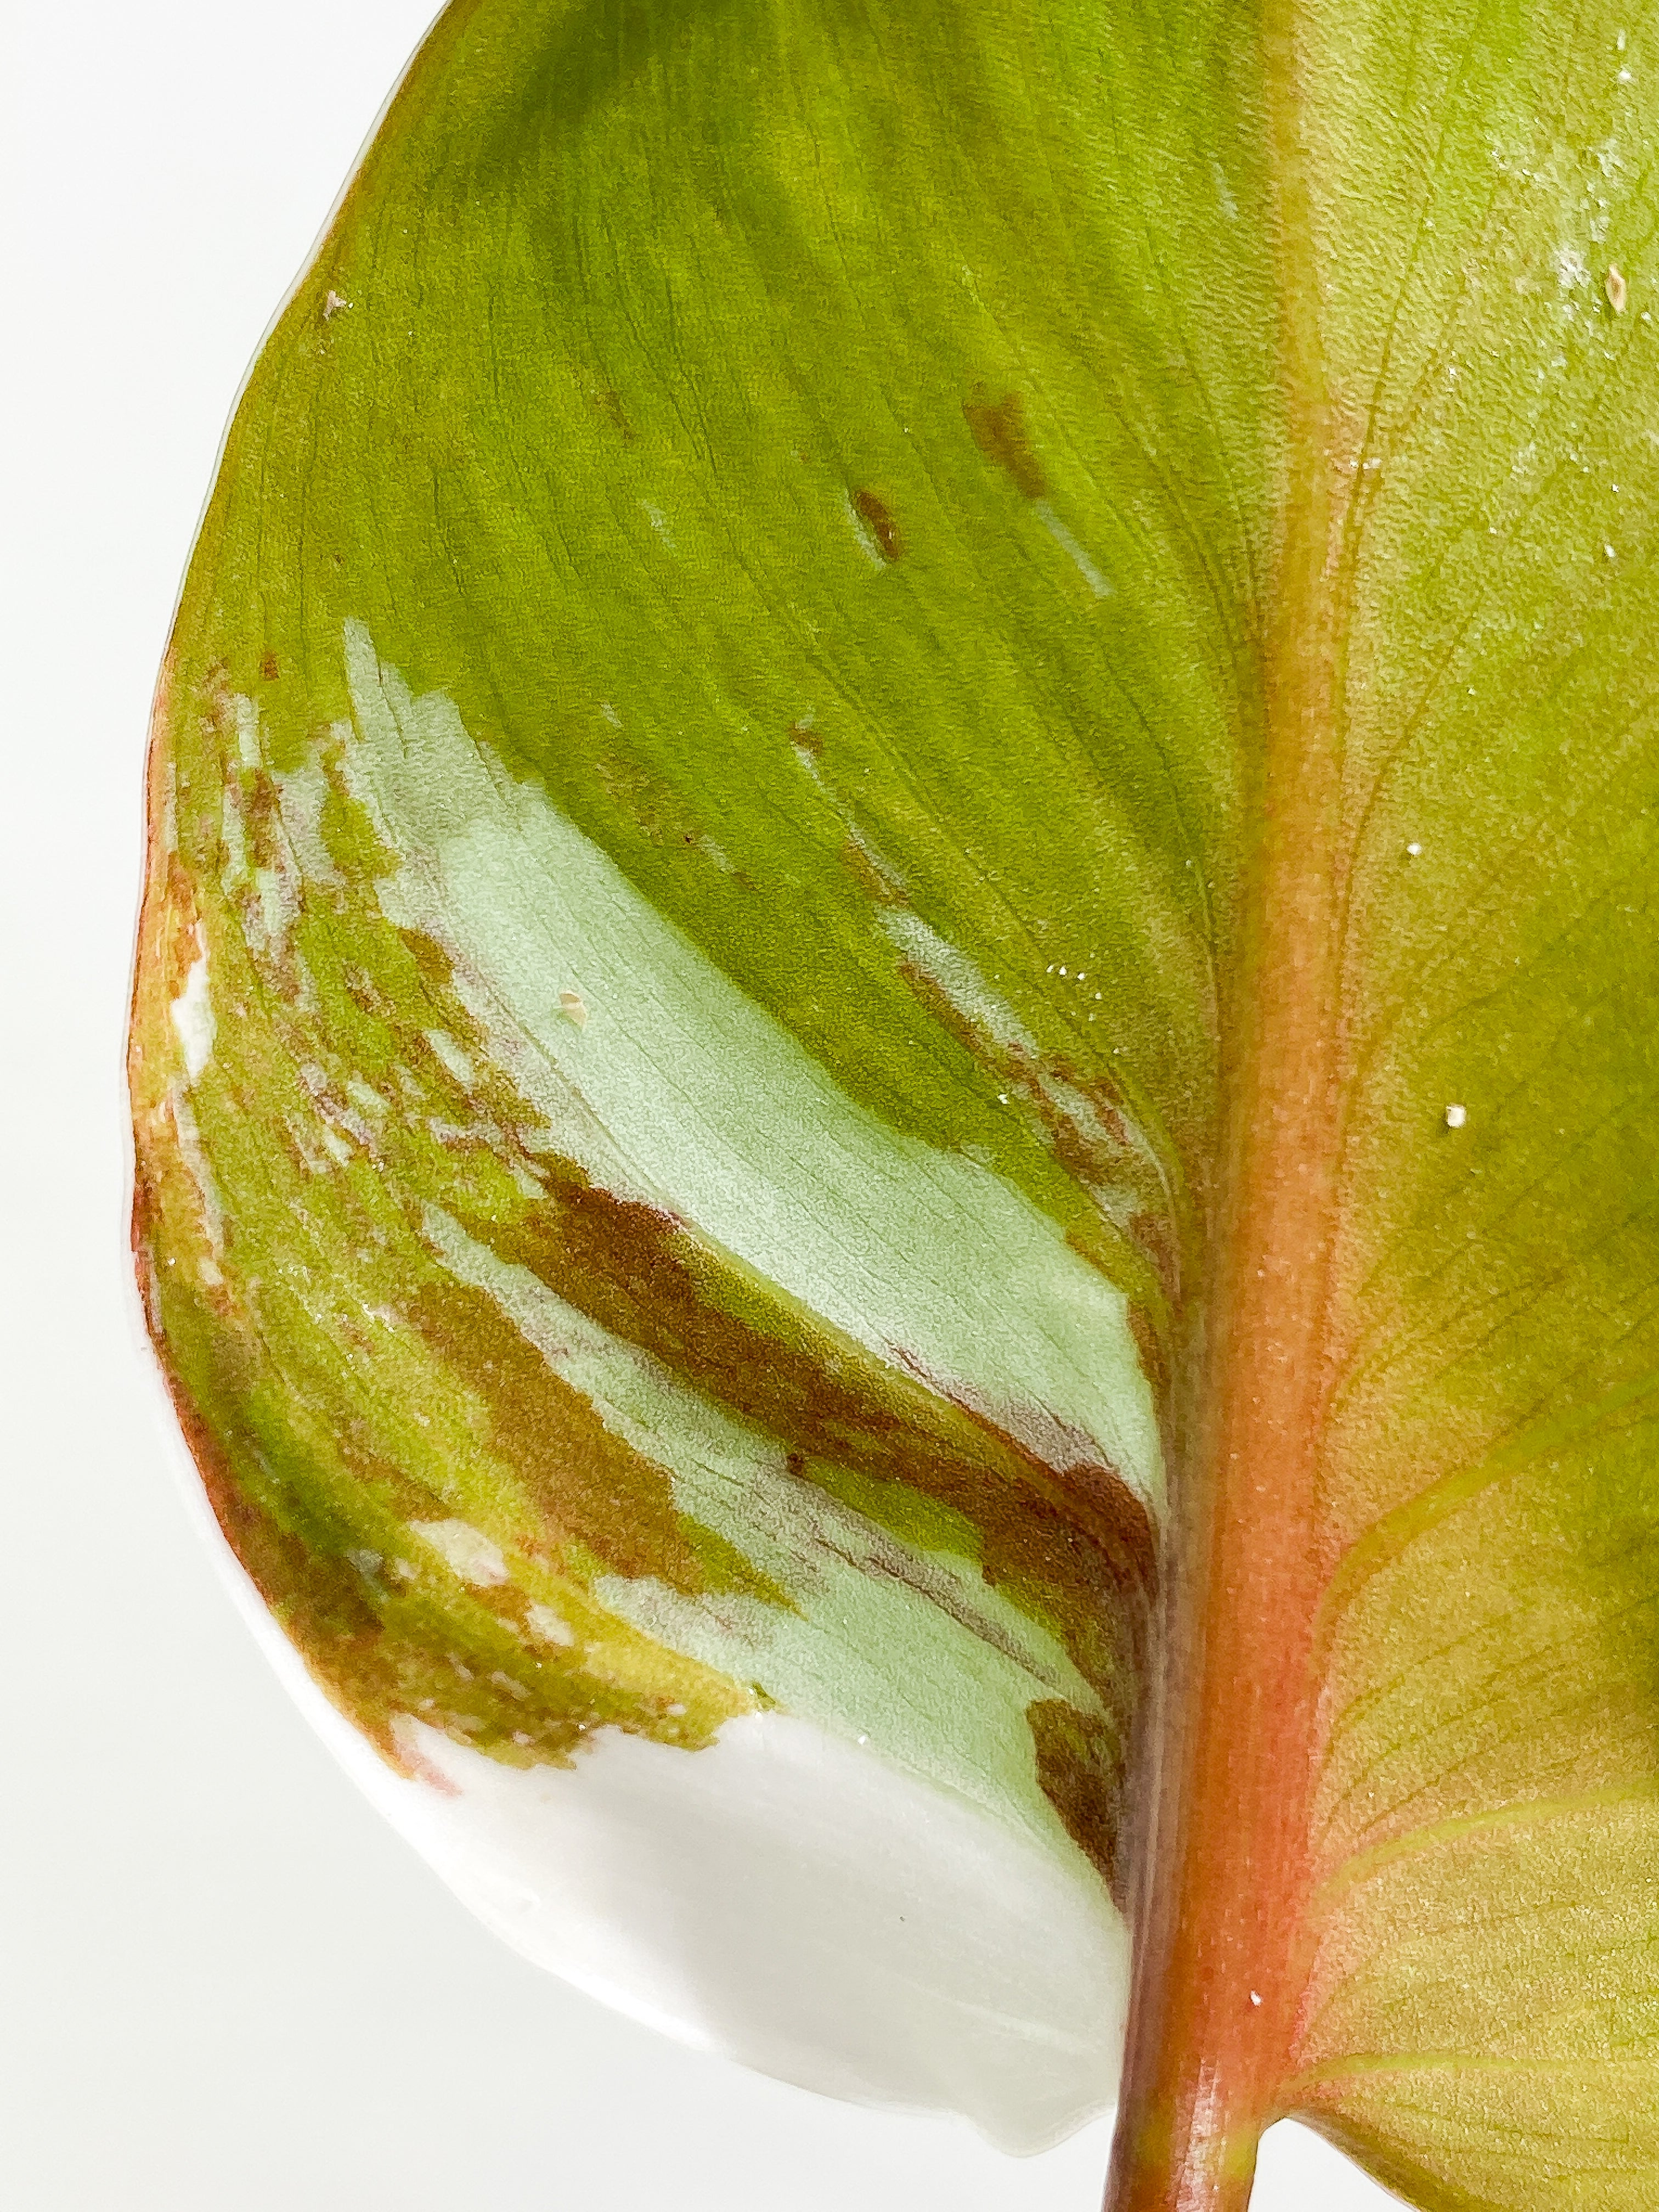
[132,1,1659,2204]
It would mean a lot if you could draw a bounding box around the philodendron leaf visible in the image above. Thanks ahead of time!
[128,0,1659,2203]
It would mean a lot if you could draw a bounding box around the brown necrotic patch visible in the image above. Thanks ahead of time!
[405,1278,702,1585]
[840,833,906,907]
[462,1169,1153,1883]
[851,487,904,561]
[963,387,1048,501]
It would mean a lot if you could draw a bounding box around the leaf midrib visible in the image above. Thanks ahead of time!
[1105,4,1364,2202]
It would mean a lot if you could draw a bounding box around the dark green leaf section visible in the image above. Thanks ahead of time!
[205,0,1277,1316]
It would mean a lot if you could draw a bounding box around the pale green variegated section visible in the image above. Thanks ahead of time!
[426,1203,1105,1867]
[343,622,1164,1511]
[134,647,1149,2151]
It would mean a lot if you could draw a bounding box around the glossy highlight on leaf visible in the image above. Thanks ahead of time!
[129,0,1659,2204]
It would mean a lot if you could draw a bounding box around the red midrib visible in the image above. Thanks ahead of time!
[1101,2,1355,2201]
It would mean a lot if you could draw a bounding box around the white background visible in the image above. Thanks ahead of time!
[0,4,1401,2205]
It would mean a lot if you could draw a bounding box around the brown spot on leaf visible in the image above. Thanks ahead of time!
[592,385,634,441]
[261,652,280,682]
[852,488,904,561]
[1127,1300,1171,1408]
[843,836,905,907]
[963,387,1048,501]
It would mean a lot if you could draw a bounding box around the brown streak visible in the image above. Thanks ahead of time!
[963,386,1049,501]
[1030,1696,1133,1909]
[403,1278,714,1593]
[475,1177,1155,1696]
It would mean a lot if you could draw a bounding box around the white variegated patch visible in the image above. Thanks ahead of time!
[222,1509,1126,2154]
[383,1711,1127,2154]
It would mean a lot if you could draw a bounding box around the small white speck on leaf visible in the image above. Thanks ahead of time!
[560,988,589,1029]
[323,290,351,319]
[1444,1103,1468,1129]
[1556,244,1592,291]
[412,1519,509,1588]
[1606,541,1618,560]
[1407,840,1424,857]
[526,1601,576,1647]
[1249,1991,1263,2008]
[1607,265,1629,312]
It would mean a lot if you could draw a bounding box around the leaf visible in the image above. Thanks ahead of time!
[127,0,1659,2204]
